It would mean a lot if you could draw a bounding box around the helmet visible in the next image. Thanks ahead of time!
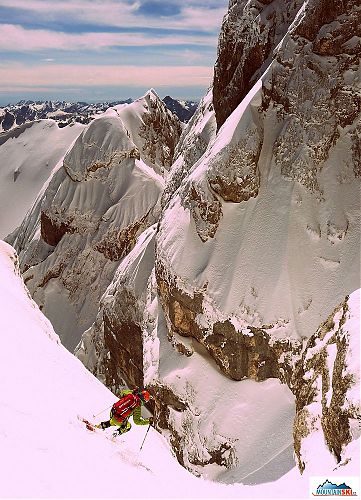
[139,389,151,402]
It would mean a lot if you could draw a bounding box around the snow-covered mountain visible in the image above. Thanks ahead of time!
[0,120,84,238]
[8,90,181,352]
[0,240,358,497]
[163,96,199,123]
[150,0,360,473]
[0,99,132,132]
[74,0,360,478]
[4,0,360,491]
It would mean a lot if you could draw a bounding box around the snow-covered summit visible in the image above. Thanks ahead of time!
[108,88,182,174]
[7,90,180,352]
[63,115,138,182]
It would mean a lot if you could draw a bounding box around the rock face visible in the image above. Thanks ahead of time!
[76,225,158,391]
[213,0,304,130]
[0,110,15,131]
[162,96,198,123]
[155,259,301,385]
[9,91,178,351]
[292,290,360,473]
[110,89,182,175]
[161,88,217,209]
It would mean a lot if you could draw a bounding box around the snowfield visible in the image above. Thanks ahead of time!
[0,240,358,499]
[0,120,84,238]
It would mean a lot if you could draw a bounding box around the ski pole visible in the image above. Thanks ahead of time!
[140,424,151,451]
[92,403,113,419]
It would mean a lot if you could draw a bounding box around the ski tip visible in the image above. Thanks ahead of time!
[78,415,97,432]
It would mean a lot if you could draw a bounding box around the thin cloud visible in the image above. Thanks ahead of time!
[0,0,226,32]
[0,63,213,88]
[0,24,217,51]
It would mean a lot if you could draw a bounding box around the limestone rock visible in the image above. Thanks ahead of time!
[292,290,360,473]
[213,0,303,130]
[8,92,171,351]
[75,225,158,391]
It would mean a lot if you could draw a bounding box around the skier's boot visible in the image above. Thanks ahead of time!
[98,420,111,430]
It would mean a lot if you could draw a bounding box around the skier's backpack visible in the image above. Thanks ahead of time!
[111,393,140,423]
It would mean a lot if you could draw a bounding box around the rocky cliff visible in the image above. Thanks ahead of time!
[8,90,180,351]
[292,291,360,474]
[213,0,304,130]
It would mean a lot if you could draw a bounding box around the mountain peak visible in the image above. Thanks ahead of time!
[143,88,162,107]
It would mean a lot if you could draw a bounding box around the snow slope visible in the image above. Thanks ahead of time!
[0,120,84,238]
[1,240,358,499]
[0,240,198,498]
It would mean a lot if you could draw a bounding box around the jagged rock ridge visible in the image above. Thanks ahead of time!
[213,0,304,130]
[8,90,181,351]
[162,96,198,123]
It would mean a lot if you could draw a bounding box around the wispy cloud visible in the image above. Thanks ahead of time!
[0,0,227,102]
[0,0,226,31]
[0,63,213,88]
[0,24,217,52]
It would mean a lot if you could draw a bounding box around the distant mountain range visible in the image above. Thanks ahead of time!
[0,96,198,132]
[162,96,198,123]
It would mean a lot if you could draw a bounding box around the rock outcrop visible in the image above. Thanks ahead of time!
[76,225,158,391]
[161,88,217,209]
[213,0,304,130]
[292,290,360,473]
[8,91,178,351]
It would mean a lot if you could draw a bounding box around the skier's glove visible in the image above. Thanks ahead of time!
[148,417,154,426]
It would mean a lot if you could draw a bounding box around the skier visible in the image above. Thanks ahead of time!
[96,388,154,435]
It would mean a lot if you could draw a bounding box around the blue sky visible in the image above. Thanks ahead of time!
[0,0,228,104]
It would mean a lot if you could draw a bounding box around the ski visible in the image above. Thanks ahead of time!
[77,415,118,441]
[78,416,99,432]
